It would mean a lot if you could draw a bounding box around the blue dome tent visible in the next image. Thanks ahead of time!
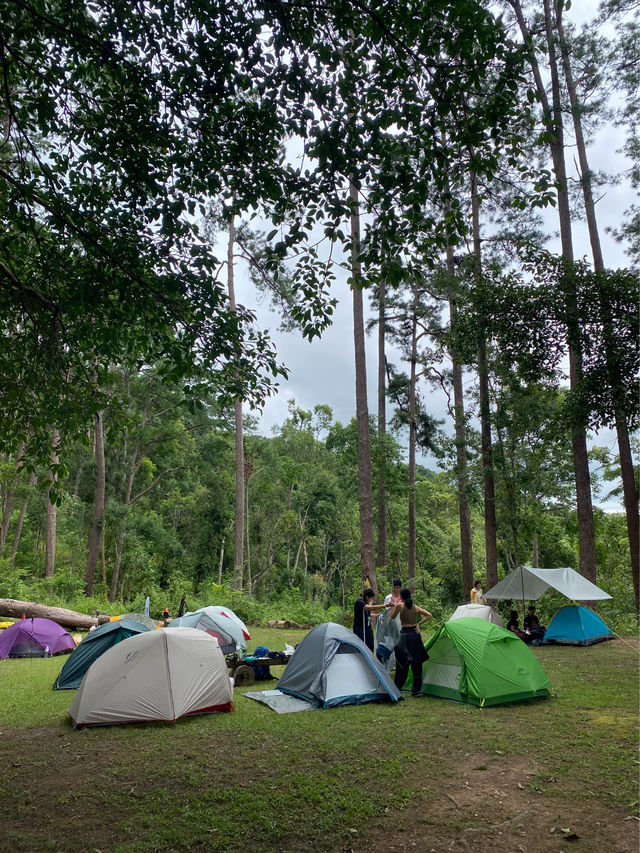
[542,605,614,646]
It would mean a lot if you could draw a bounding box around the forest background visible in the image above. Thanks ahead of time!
[0,0,638,634]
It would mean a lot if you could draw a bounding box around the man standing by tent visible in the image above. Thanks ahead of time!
[353,589,388,652]
[384,579,403,606]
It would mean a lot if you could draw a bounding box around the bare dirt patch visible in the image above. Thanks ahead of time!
[353,752,638,853]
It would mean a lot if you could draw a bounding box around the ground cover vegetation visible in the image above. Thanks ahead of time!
[0,0,638,630]
[0,628,637,853]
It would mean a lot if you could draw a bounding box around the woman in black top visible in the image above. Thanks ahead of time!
[352,589,387,651]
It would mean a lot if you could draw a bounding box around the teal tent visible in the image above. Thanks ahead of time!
[53,619,150,690]
[418,618,550,707]
[542,605,613,646]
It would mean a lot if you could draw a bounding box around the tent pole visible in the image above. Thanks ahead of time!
[520,566,526,620]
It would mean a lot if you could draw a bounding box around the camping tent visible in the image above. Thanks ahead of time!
[543,605,614,646]
[167,607,247,653]
[110,613,158,630]
[448,604,504,627]
[53,619,150,689]
[418,618,550,707]
[0,617,76,659]
[484,566,611,602]
[203,606,251,641]
[67,627,233,727]
[277,622,402,708]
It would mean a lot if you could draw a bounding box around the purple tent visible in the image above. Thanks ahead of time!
[0,617,76,659]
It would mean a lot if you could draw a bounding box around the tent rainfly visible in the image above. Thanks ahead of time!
[67,627,233,728]
[484,566,612,602]
[543,605,614,646]
[167,607,247,653]
[448,604,504,626]
[0,617,76,659]
[419,618,550,707]
[53,619,151,690]
[202,605,251,641]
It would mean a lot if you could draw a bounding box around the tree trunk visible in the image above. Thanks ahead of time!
[376,278,388,572]
[445,240,474,598]
[85,410,105,595]
[532,531,539,568]
[542,0,597,583]
[227,213,245,590]
[407,296,418,583]
[350,180,377,597]
[245,481,252,599]
[9,471,37,569]
[556,6,639,606]
[511,0,597,584]
[218,535,225,585]
[0,598,109,630]
[1,442,24,550]
[109,443,136,603]
[44,428,60,578]
[470,171,498,590]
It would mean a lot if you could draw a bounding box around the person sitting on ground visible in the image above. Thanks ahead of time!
[523,605,546,641]
[506,610,529,642]
[469,579,486,605]
[353,589,388,652]
[389,588,432,697]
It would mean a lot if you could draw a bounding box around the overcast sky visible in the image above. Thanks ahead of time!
[234,2,635,513]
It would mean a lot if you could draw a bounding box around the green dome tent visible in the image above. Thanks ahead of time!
[418,618,550,707]
[53,619,150,690]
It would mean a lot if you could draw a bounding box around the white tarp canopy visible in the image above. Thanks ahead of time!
[484,566,612,602]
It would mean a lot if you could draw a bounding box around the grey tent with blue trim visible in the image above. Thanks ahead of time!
[277,622,402,708]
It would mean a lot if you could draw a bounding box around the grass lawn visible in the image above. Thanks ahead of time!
[0,626,637,853]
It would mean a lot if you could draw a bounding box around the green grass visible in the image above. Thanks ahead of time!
[0,629,638,853]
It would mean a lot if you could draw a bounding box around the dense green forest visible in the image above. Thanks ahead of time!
[0,0,638,630]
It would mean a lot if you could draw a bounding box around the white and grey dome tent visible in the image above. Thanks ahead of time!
[484,566,612,603]
[277,622,403,709]
[448,603,504,626]
[67,627,233,728]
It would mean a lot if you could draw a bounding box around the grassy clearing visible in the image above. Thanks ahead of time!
[0,628,637,853]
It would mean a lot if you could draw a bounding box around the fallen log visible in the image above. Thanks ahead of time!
[0,598,110,630]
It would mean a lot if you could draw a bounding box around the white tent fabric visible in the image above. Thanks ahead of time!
[484,566,611,602]
[448,603,504,626]
[204,605,251,640]
[67,627,233,727]
[168,607,247,653]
